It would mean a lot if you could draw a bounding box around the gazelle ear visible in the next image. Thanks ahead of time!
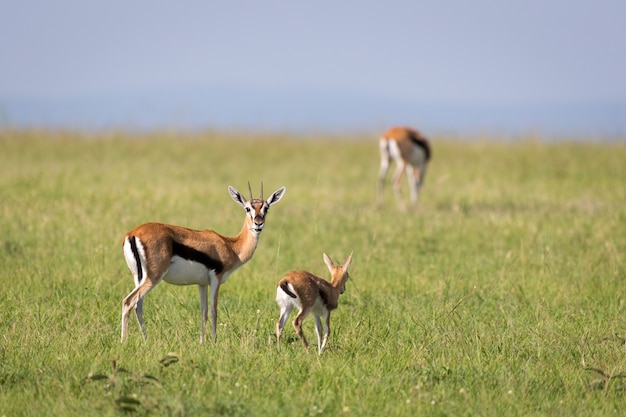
[267,186,286,207]
[228,186,246,208]
[343,252,353,270]
[323,253,334,272]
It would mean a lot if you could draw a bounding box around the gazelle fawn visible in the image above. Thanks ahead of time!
[275,252,353,355]
[121,183,286,343]
[378,126,431,210]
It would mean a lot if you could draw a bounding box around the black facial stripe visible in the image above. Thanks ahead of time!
[129,236,143,284]
[172,241,224,274]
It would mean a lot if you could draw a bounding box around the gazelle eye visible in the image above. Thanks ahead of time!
[245,207,251,213]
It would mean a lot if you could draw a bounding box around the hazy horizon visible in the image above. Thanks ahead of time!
[1,1,625,137]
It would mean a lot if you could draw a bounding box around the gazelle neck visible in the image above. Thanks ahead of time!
[230,218,262,264]
[331,272,350,296]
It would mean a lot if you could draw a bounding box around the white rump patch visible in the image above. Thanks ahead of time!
[276,283,302,310]
[123,237,146,286]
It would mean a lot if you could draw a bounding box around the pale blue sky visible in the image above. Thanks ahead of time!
[1,0,625,134]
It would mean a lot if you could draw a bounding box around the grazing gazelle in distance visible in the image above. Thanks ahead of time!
[121,183,286,343]
[275,252,353,355]
[378,126,432,210]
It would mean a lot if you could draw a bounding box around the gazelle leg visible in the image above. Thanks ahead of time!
[313,315,324,355]
[412,163,427,206]
[392,161,407,210]
[198,285,208,344]
[276,305,294,348]
[121,300,131,342]
[293,310,309,349]
[417,164,428,196]
[121,279,156,342]
[378,143,391,206]
[135,298,146,339]
[209,276,221,342]
[320,312,331,355]
[407,164,418,205]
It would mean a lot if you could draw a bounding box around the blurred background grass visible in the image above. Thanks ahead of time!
[0,130,625,416]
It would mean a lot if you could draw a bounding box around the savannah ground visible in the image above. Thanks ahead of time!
[0,130,625,416]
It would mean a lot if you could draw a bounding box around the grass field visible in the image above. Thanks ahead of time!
[1,129,625,416]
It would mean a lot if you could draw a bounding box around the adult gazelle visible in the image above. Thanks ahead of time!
[378,126,431,210]
[121,183,286,343]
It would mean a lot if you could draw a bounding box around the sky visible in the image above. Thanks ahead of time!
[1,0,625,136]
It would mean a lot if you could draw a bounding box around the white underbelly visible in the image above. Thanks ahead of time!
[408,150,427,167]
[311,297,328,317]
[162,256,214,286]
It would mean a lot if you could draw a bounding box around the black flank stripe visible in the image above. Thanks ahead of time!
[280,281,297,298]
[129,236,143,284]
[408,131,431,161]
[172,241,224,275]
[318,288,328,306]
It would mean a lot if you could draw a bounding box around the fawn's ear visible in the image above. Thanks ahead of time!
[343,252,353,271]
[323,253,334,272]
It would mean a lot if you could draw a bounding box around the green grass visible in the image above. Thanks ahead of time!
[1,129,625,416]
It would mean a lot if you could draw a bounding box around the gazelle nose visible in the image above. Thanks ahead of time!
[254,215,264,226]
